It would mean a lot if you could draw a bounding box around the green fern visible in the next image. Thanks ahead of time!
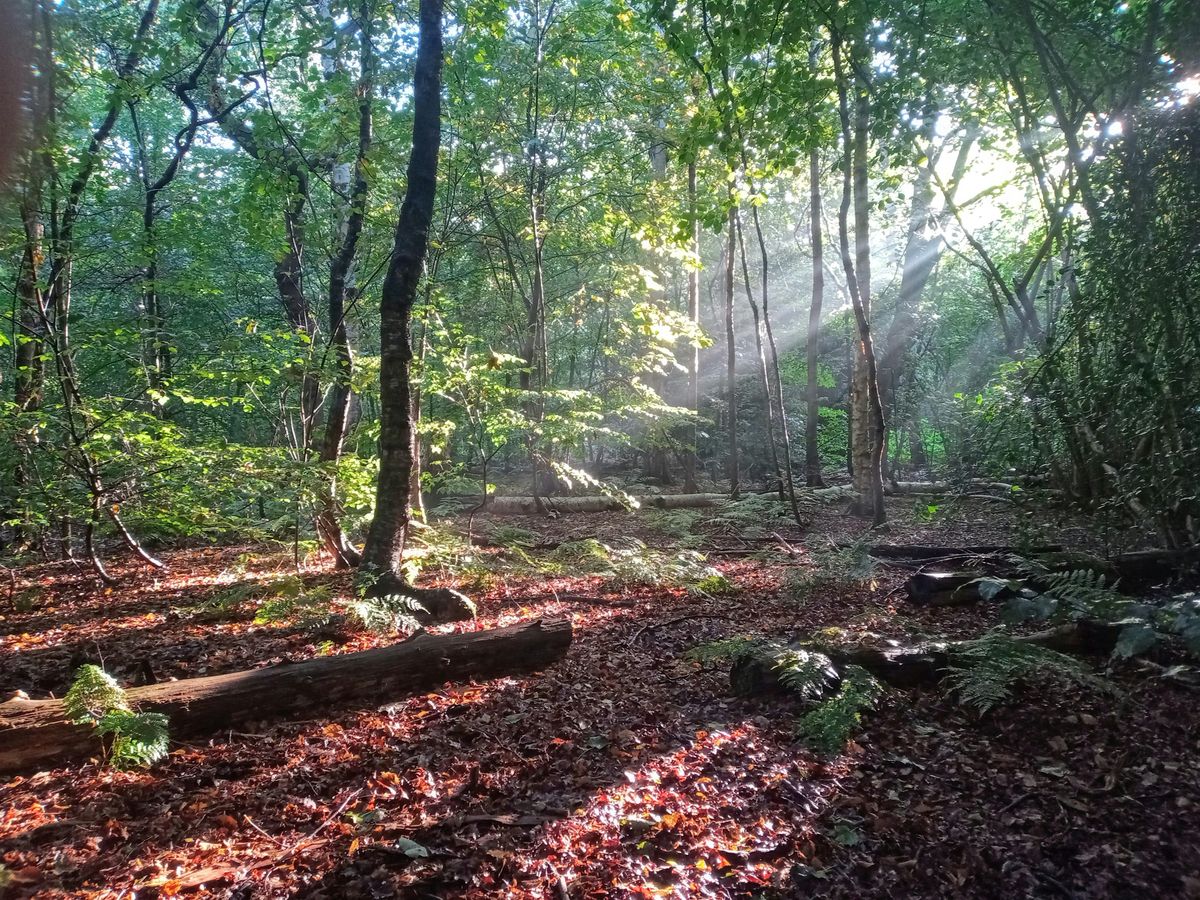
[1038,568,1126,618]
[789,538,875,596]
[549,537,731,593]
[551,538,613,567]
[64,664,129,723]
[96,710,170,769]
[772,648,842,702]
[348,593,426,634]
[485,524,540,549]
[713,495,798,537]
[945,634,1108,713]
[642,508,702,539]
[64,665,170,768]
[689,638,840,702]
[253,578,334,629]
[796,666,882,754]
[684,636,765,665]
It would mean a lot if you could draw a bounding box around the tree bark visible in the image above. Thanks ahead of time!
[805,146,825,487]
[316,3,373,569]
[683,159,701,492]
[832,31,885,524]
[723,207,740,498]
[0,618,572,774]
[358,0,460,620]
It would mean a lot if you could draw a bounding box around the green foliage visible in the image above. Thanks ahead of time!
[796,667,883,755]
[64,665,169,769]
[642,507,703,542]
[347,594,426,634]
[614,545,726,593]
[96,710,171,770]
[990,559,1200,663]
[64,665,128,724]
[252,577,334,630]
[485,524,541,549]
[789,538,875,596]
[684,636,764,665]
[771,648,841,703]
[945,635,1108,713]
[712,495,796,537]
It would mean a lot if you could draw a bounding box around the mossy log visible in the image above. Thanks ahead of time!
[0,618,572,774]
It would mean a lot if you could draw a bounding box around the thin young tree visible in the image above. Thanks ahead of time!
[832,28,885,525]
[358,0,471,621]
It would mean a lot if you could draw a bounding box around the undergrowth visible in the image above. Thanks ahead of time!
[64,665,170,769]
[945,634,1112,713]
[788,537,875,596]
[796,666,882,754]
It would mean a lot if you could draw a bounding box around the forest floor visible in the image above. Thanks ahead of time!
[1,493,1198,898]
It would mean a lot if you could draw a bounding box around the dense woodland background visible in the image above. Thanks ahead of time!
[2,0,1200,896]
[3,0,1198,568]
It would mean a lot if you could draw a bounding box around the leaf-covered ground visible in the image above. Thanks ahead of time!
[2,498,1198,898]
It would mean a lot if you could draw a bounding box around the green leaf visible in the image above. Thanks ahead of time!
[1112,623,1158,659]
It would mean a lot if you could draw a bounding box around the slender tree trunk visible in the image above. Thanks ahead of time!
[880,122,976,474]
[724,207,739,498]
[833,31,885,524]
[358,0,469,629]
[748,203,802,523]
[805,146,825,487]
[683,160,700,492]
[734,208,782,489]
[316,4,373,568]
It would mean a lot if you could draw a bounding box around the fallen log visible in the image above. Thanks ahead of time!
[860,543,1064,560]
[0,618,572,774]
[889,480,1012,495]
[905,571,997,606]
[483,493,730,515]
[730,620,1127,696]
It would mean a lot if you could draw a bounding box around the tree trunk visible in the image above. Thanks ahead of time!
[0,618,571,775]
[724,207,740,499]
[316,6,373,569]
[833,31,885,525]
[734,208,783,489]
[358,0,456,615]
[805,146,825,487]
[683,159,700,492]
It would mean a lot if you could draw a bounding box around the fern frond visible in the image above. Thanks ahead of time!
[348,593,426,634]
[64,664,129,723]
[684,636,764,664]
[97,710,170,769]
[945,634,1107,713]
[773,648,841,702]
[796,666,882,754]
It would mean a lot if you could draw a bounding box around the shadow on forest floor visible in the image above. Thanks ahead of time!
[1,498,1197,898]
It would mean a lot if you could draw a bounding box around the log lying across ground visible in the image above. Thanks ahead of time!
[905,571,995,606]
[859,543,1064,560]
[0,618,572,774]
[731,620,1126,697]
[483,493,729,515]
